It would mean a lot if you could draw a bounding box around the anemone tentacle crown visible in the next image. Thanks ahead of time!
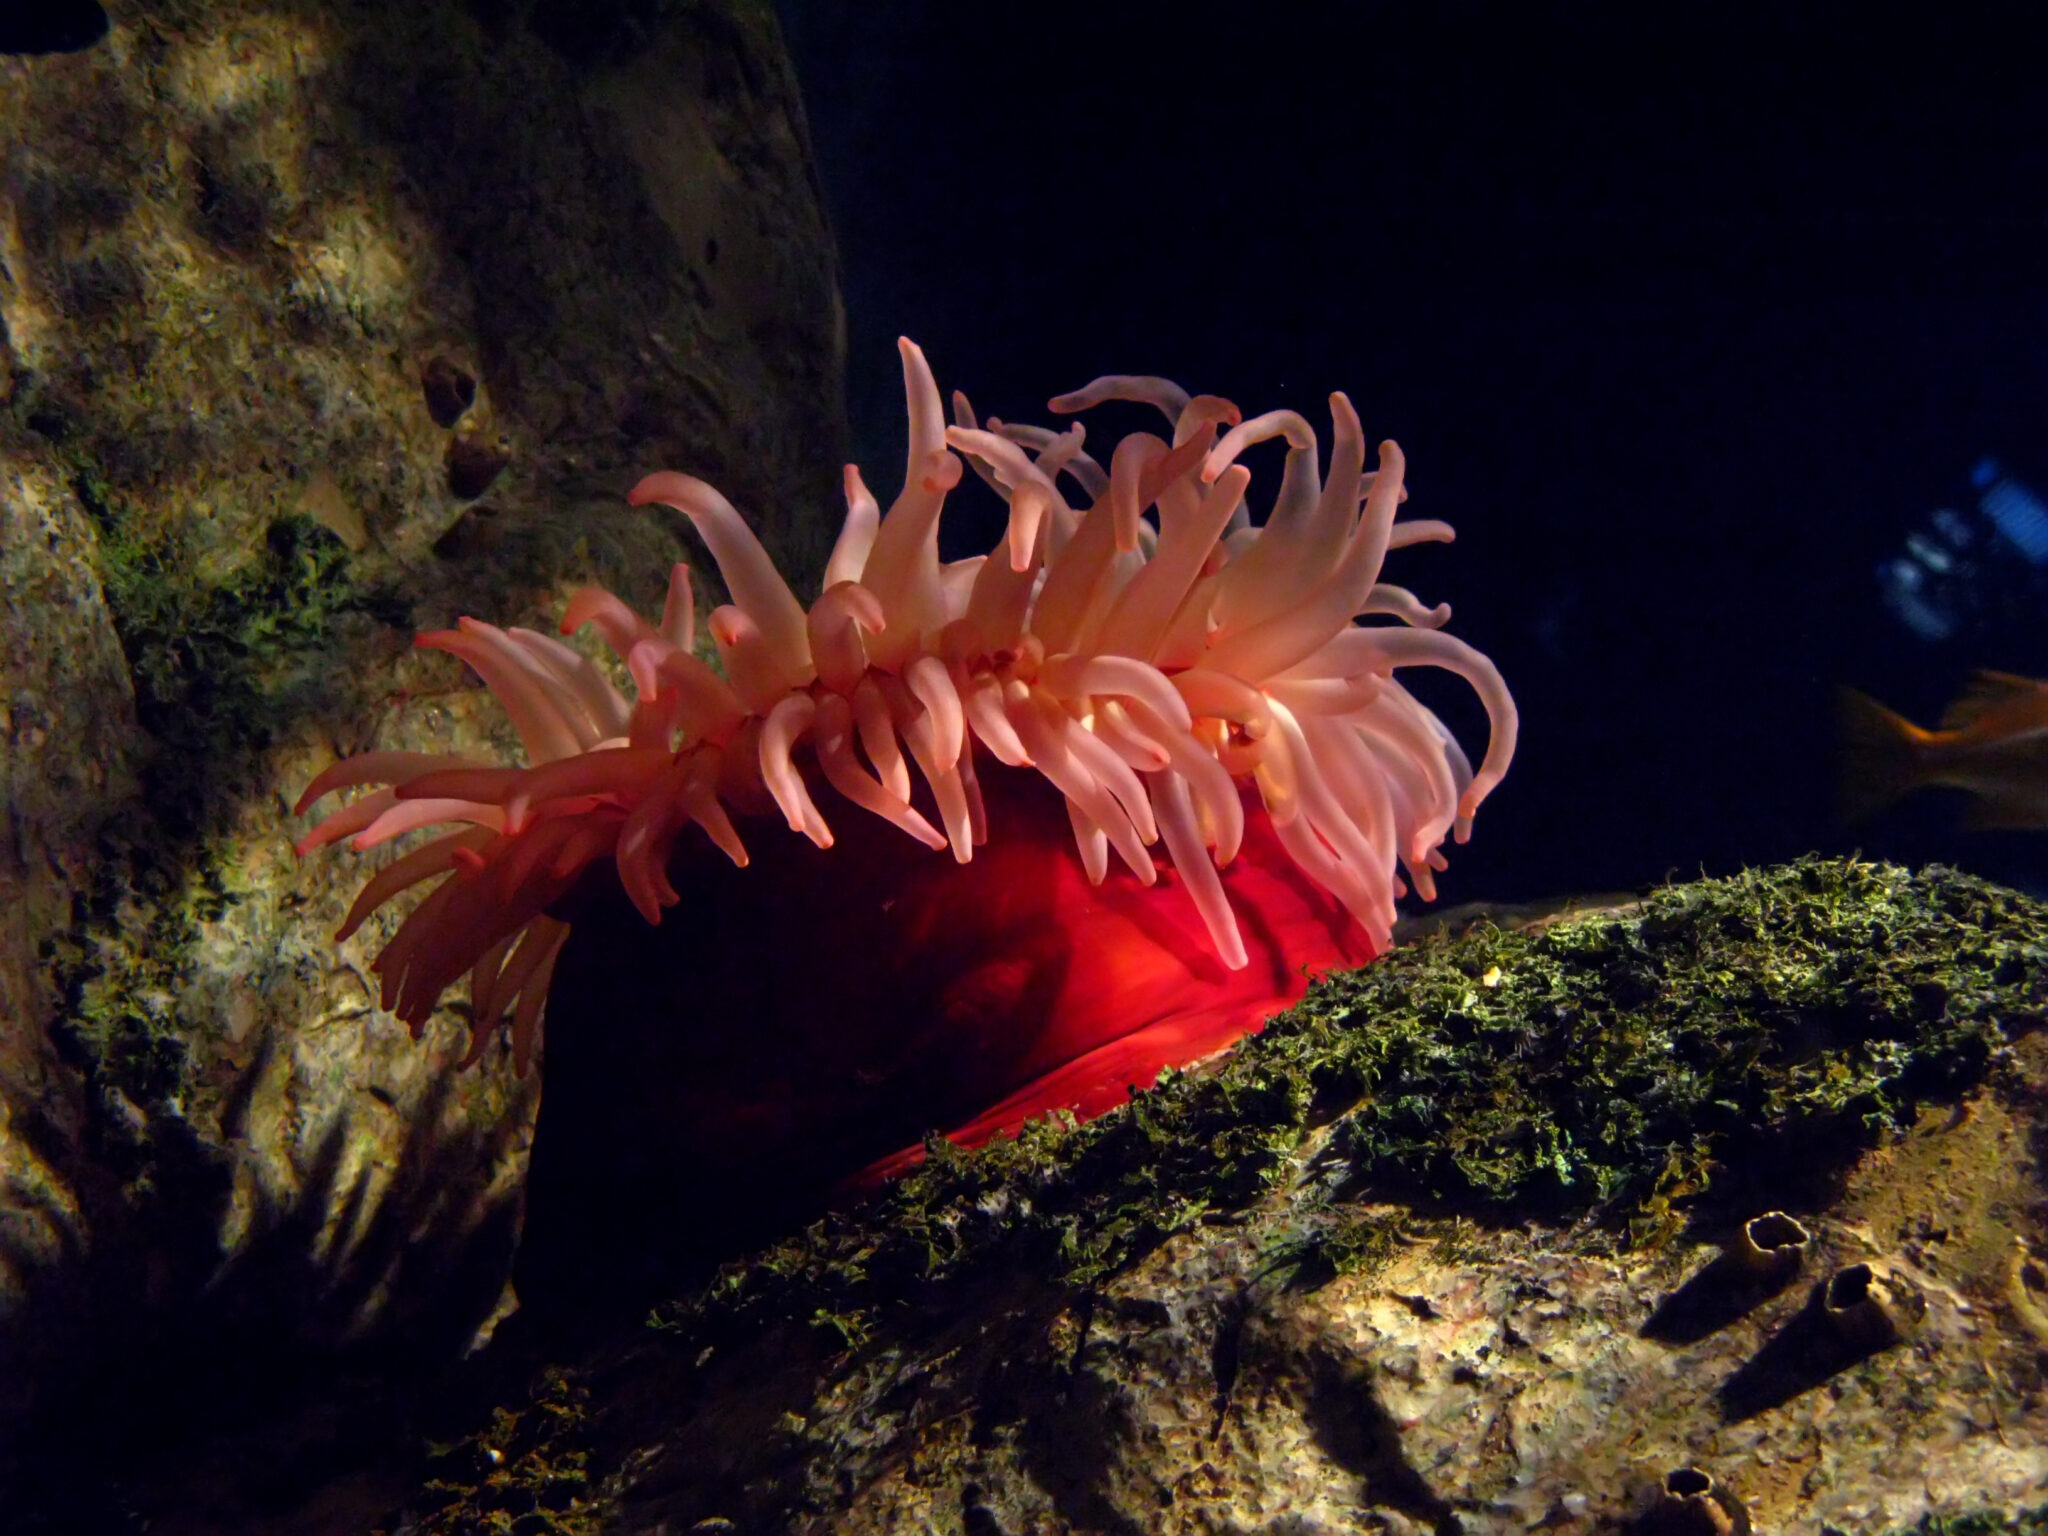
[297,340,1518,1076]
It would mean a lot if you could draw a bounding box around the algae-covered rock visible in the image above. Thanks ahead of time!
[0,0,843,1505]
[404,859,2048,1536]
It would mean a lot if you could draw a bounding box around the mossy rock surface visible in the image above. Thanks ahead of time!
[398,857,2048,1536]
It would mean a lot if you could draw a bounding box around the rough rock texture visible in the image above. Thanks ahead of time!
[401,860,2048,1536]
[0,0,844,1498]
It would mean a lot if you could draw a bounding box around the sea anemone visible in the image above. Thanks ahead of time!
[297,339,1516,1141]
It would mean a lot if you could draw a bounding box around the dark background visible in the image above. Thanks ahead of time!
[779,1,2048,904]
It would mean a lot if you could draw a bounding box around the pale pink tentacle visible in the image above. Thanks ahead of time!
[959,752,989,847]
[1063,714,1160,846]
[1203,415,1324,646]
[1150,769,1248,970]
[1267,696,1394,922]
[862,339,959,664]
[904,654,966,768]
[507,919,569,1077]
[1387,518,1455,549]
[421,624,585,765]
[615,756,703,922]
[559,587,658,664]
[352,797,507,849]
[1094,464,1248,662]
[1300,713,1399,889]
[1360,584,1450,628]
[809,580,885,696]
[758,693,830,847]
[824,465,882,589]
[1049,373,1192,426]
[1171,668,1275,741]
[1007,687,1156,882]
[1029,491,1123,656]
[1357,628,1518,819]
[813,694,947,850]
[1089,699,1173,772]
[630,471,814,689]
[1065,798,1110,886]
[296,787,400,854]
[685,774,750,868]
[1118,697,1244,864]
[944,425,1069,575]
[505,629,632,742]
[891,689,974,862]
[394,765,527,804]
[466,931,520,1052]
[707,605,795,717]
[500,746,673,834]
[996,419,1110,500]
[1105,433,1167,554]
[1200,440,1408,682]
[658,563,697,652]
[1041,654,1197,734]
[960,674,1030,766]
[1263,674,1387,716]
[296,751,480,815]
[335,827,497,941]
[1294,392,1366,578]
[851,676,914,801]
[643,647,747,745]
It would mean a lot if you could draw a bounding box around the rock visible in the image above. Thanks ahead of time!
[412,859,2048,1536]
[0,0,844,1508]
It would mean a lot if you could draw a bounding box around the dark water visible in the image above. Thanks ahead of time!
[781,1,2048,903]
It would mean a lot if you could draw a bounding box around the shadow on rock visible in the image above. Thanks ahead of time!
[1717,1261,1924,1422]
[0,1037,532,1531]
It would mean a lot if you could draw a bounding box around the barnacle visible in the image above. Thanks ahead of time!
[298,339,1516,1088]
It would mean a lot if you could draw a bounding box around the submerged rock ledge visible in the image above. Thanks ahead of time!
[410,856,2048,1536]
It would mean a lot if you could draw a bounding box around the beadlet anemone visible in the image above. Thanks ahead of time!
[297,340,1516,1264]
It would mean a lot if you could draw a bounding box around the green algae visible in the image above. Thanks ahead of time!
[407,856,2047,1531]
[41,480,403,1119]
[652,857,2040,1346]
[81,492,405,838]
[1285,854,2033,1230]
[414,1369,602,1536]
[1882,1507,2048,1535]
